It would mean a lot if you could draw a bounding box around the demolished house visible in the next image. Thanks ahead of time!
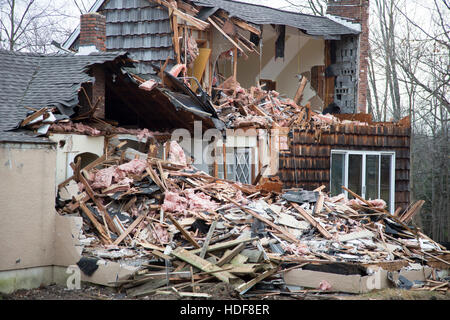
[0,0,448,297]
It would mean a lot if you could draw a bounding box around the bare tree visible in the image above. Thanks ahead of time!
[0,0,85,53]
[367,0,449,241]
[282,0,327,15]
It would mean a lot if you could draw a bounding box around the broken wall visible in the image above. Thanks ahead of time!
[278,124,411,211]
[212,25,325,104]
[0,142,57,271]
[49,134,105,186]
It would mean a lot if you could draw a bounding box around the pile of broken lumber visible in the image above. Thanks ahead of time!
[213,77,309,129]
[56,140,449,297]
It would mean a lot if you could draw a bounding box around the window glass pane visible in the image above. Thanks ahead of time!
[225,148,235,181]
[348,154,362,198]
[235,148,251,184]
[365,155,380,200]
[331,153,345,196]
[381,155,392,211]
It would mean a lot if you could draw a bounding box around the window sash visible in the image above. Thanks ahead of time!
[330,150,395,213]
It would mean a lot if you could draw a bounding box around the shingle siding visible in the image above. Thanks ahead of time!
[100,0,174,78]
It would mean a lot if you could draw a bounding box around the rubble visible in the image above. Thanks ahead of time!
[54,137,449,297]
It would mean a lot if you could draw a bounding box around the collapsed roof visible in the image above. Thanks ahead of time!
[62,0,360,78]
[0,49,224,139]
[0,49,130,133]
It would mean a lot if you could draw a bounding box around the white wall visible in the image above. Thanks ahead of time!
[49,134,104,185]
[210,25,325,106]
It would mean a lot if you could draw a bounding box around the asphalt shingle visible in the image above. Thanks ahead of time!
[0,49,127,134]
[191,0,359,37]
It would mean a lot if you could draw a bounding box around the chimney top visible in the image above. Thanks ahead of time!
[78,13,106,55]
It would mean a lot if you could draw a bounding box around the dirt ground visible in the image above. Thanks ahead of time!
[1,282,449,300]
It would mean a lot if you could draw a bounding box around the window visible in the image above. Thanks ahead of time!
[214,147,252,184]
[330,150,396,213]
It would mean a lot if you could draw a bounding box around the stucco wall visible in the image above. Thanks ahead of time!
[0,143,56,271]
[49,134,104,185]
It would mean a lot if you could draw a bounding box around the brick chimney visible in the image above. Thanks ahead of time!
[79,13,106,52]
[327,0,369,114]
[78,13,107,118]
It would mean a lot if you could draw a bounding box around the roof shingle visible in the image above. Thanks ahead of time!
[0,49,128,133]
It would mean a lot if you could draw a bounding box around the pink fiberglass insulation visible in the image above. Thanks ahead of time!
[319,280,332,291]
[50,121,101,135]
[117,159,147,175]
[168,141,187,166]
[282,243,310,256]
[184,189,218,211]
[138,79,158,91]
[347,198,387,209]
[169,64,187,77]
[91,166,116,189]
[162,191,188,212]
[151,223,170,244]
[234,189,249,205]
[312,113,338,125]
[73,122,101,135]
[91,159,147,190]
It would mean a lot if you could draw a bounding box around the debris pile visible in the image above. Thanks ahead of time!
[212,77,305,129]
[56,139,449,297]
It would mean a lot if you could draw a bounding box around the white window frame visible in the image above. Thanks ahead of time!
[331,150,396,214]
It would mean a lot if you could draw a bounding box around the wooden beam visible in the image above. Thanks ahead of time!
[199,220,217,259]
[170,8,181,64]
[171,247,241,284]
[151,0,209,30]
[290,202,333,239]
[216,243,246,267]
[20,107,48,127]
[235,267,278,295]
[79,201,111,244]
[294,76,308,104]
[79,173,119,236]
[207,17,243,52]
[233,46,238,81]
[399,200,425,223]
[58,154,107,189]
[167,213,201,248]
[113,214,146,246]
[224,196,300,244]
[190,237,258,255]
[313,193,325,215]
[231,18,261,36]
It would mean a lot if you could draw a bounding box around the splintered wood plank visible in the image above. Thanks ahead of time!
[294,76,308,104]
[399,200,425,223]
[313,193,325,215]
[235,267,278,295]
[224,196,300,244]
[290,202,333,239]
[171,247,239,284]
[199,220,217,259]
[20,107,48,127]
[113,214,146,246]
[190,237,258,255]
[127,278,169,298]
[79,173,118,236]
[146,166,166,191]
[79,201,111,245]
[58,154,107,189]
[216,243,246,267]
[208,17,243,52]
[167,213,201,248]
